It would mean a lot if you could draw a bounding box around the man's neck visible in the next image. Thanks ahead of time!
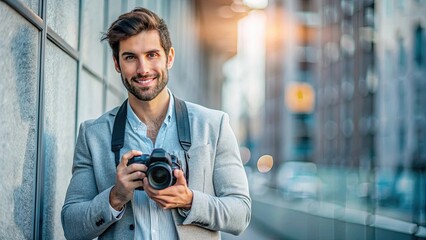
[128,89,170,144]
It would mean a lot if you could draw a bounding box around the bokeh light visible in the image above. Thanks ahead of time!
[257,155,273,173]
[239,146,251,164]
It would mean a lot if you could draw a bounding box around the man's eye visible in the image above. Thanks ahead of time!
[125,56,135,60]
[148,53,158,58]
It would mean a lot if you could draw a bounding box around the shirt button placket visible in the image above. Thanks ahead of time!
[152,229,157,240]
[150,201,158,240]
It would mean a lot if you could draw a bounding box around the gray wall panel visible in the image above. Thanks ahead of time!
[0,2,39,239]
[42,40,78,239]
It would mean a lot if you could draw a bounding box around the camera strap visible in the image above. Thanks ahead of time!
[174,96,191,181]
[111,95,191,180]
[111,99,128,167]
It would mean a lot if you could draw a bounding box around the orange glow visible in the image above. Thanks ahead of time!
[296,25,317,45]
[265,8,295,51]
[285,82,315,113]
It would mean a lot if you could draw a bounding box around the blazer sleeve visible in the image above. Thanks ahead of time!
[182,113,252,235]
[61,122,118,240]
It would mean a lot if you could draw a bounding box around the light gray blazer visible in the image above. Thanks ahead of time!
[61,101,251,240]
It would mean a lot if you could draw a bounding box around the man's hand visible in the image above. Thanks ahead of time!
[143,169,193,209]
[109,150,147,211]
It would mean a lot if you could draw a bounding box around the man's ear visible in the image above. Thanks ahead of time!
[167,47,175,69]
[113,56,121,73]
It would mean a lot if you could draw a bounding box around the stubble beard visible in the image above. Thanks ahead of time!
[121,69,169,101]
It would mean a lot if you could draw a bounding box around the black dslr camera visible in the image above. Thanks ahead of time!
[127,148,182,190]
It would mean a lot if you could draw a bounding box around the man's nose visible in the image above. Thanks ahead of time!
[136,58,148,74]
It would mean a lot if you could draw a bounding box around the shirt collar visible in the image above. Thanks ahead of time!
[126,88,174,130]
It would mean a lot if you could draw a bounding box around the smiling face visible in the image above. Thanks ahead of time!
[114,30,175,102]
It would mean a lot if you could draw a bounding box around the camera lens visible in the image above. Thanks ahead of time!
[147,163,172,190]
[152,168,168,184]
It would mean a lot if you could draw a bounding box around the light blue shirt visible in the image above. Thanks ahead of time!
[114,91,186,240]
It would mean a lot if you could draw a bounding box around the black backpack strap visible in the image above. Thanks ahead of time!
[111,99,128,167]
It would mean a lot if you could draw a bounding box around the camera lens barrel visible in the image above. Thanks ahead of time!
[147,162,173,190]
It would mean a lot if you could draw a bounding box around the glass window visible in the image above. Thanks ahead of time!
[385,0,395,16]
[414,25,424,67]
[136,0,145,7]
[0,3,39,239]
[146,0,157,11]
[77,71,104,127]
[127,0,137,10]
[106,88,126,111]
[81,0,105,76]
[42,40,77,239]
[398,37,407,73]
[105,0,125,93]
[47,0,79,49]
[20,0,39,15]
[106,47,123,91]
[106,0,122,28]
[398,0,406,11]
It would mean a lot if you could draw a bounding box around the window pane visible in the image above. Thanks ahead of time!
[42,40,77,239]
[127,0,137,10]
[106,0,125,92]
[20,0,39,15]
[81,0,104,76]
[77,71,104,126]
[0,2,39,239]
[414,25,424,66]
[106,89,125,111]
[47,0,79,49]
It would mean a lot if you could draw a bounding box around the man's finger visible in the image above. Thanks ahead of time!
[174,169,186,186]
[120,150,142,167]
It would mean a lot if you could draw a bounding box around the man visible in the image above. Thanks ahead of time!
[61,7,251,240]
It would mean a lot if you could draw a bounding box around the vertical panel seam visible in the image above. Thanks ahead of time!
[34,0,47,238]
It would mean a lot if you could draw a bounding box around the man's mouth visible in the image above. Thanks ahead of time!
[133,75,157,86]
[136,78,154,85]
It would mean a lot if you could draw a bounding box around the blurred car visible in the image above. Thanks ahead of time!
[277,161,322,200]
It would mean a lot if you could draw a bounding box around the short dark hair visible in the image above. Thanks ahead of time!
[101,7,172,62]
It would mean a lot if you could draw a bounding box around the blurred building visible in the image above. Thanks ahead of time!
[313,3,378,238]
[315,0,426,221]
[316,0,376,170]
[375,0,426,225]
[193,0,247,109]
[259,0,319,184]
[248,0,426,239]
[222,8,267,169]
